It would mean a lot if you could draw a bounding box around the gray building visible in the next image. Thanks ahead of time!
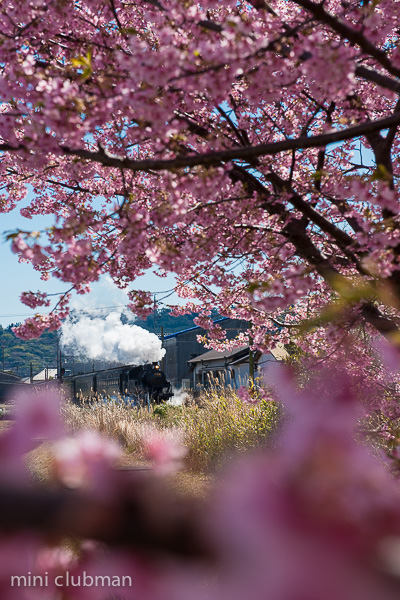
[188,343,288,389]
[162,318,249,388]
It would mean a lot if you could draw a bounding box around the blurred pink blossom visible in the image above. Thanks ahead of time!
[53,430,121,492]
[0,387,64,483]
[142,428,187,474]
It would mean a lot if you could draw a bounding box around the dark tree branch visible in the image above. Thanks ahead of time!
[217,105,249,148]
[198,20,223,33]
[355,65,400,95]
[322,194,364,235]
[314,101,335,192]
[384,97,400,151]
[109,0,124,31]
[265,170,363,261]
[292,0,400,79]
[231,165,400,340]
[44,112,400,172]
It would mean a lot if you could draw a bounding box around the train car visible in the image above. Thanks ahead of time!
[65,363,173,404]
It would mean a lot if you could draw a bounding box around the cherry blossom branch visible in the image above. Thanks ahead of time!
[270,317,302,329]
[49,113,400,172]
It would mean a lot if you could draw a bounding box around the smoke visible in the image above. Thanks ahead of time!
[61,311,165,365]
[168,388,190,406]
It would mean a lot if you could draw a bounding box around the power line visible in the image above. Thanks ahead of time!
[0,286,183,319]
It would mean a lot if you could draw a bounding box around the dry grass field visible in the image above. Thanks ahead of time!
[0,387,280,498]
[62,384,280,473]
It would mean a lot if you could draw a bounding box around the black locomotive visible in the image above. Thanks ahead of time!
[64,363,173,404]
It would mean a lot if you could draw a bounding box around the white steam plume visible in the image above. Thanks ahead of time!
[168,388,189,406]
[61,311,165,365]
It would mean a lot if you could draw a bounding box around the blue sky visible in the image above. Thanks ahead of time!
[0,193,180,328]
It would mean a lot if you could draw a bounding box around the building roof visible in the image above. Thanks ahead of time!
[230,352,253,366]
[189,342,289,366]
[0,371,22,382]
[188,345,249,363]
[269,343,289,361]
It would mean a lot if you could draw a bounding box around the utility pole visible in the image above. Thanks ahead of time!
[248,335,254,385]
[2,344,4,372]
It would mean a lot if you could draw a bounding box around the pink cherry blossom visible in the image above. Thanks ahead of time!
[237,386,258,404]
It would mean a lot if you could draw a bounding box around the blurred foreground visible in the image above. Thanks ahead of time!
[0,362,400,600]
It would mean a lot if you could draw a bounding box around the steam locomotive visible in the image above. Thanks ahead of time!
[64,363,174,404]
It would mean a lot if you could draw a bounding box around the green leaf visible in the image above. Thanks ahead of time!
[71,49,92,80]
[371,164,391,182]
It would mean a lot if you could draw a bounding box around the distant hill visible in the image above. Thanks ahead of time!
[0,325,59,378]
[0,309,216,377]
